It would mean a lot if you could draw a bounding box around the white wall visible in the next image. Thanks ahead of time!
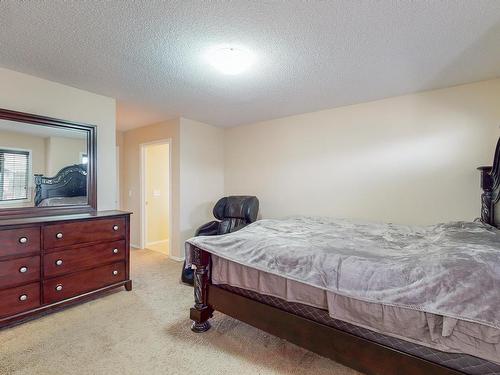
[120,119,180,251]
[0,67,117,210]
[120,117,224,258]
[224,79,500,225]
[180,118,224,250]
[45,136,87,176]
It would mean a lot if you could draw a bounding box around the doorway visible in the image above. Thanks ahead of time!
[140,140,171,255]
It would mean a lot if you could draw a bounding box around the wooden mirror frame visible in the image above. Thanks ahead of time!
[0,108,97,218]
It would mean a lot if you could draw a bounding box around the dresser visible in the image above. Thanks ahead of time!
[0,210,131,328]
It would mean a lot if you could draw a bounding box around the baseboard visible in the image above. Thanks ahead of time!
[169,255,185,262]
[130,243,141,249]
[146,239,168,247]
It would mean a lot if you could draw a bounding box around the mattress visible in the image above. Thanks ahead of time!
[217,283,500,375]
[211,255,500,365]
[188,217,500,332]
[37,196,87,207]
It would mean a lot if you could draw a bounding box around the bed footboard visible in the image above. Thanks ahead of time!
[190,246,213,333]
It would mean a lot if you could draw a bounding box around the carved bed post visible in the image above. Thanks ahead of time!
[34,174,42,206]
[478,138,500,227]
[190,246,213,333]
[478,166,494,225]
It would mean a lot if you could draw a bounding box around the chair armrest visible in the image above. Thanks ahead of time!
[195,220,220,236]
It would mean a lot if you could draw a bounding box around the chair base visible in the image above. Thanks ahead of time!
[181,261,194,285]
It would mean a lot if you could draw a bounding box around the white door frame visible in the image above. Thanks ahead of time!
[140,139,172,256]
[116,146,120,208]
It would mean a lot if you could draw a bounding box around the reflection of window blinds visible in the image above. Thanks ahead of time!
[0,150,29,201]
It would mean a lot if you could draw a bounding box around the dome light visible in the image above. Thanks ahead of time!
[205,45,255,75]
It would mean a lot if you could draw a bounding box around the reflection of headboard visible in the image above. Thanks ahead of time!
[34,164,87,207]
[478,138,500,228]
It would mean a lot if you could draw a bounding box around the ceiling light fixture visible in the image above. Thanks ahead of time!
[204,45,256,75]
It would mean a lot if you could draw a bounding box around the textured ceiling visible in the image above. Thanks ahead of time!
[0,1,499,130]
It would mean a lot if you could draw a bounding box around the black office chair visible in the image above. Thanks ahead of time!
[181,196,259,285]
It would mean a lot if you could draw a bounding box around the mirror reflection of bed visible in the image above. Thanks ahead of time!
[34,164,87,207]
[0,119,88,208]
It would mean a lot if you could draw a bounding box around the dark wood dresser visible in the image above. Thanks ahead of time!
[0,210,131,328]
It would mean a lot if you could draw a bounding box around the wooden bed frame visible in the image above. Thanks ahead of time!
[34,164,87,207]
[478,138,500,228]
[189,138,500,375]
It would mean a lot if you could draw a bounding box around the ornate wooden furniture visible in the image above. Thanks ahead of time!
[0,108,96,218]
[0,210,131,328]
[0,108,132,328]
[478,138,500,227]
[189,138,500,375]
[34,164,88,207]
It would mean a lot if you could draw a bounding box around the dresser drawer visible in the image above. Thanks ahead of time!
[0,256,40,289]
[0,283,40,318]
[43,217,126,249]
[44,240,126,278]
[0,227,40,258]
[43,262,126,304]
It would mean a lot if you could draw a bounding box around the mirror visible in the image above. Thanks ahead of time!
[0,108,96,217]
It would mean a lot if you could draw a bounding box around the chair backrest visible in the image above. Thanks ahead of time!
[213,196,259,235]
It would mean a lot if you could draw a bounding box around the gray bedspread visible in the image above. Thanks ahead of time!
[37,196,87,207]
[186,217,500,329]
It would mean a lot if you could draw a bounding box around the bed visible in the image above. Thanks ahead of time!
[186,138,500,375]
[34,164,87,207]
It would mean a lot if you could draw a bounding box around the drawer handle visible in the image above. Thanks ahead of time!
[55,284,63,292]
[19,294,28,302]
[113,270,119,276]
[19,266,28,273]
[113,248,119,254]
[55,259,63,266]
[113,225,119,231]
[56,232,63,239]
[18,237,28,244]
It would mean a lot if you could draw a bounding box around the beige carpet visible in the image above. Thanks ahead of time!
[0,249,360,375]
[146,241,169,255]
